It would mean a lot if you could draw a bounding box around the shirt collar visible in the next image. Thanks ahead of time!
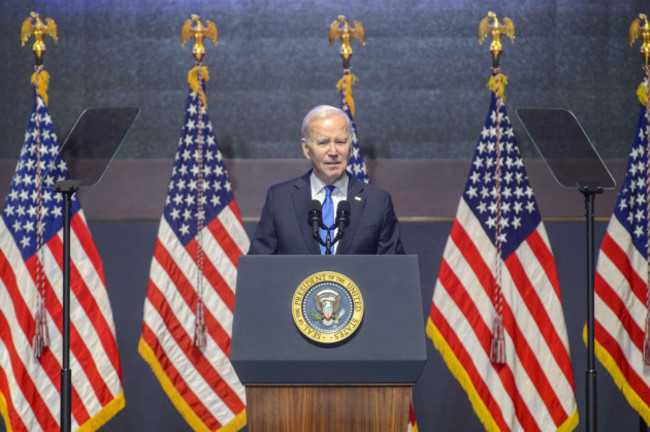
[309,171,349,197]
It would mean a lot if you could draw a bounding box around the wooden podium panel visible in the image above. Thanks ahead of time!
[246,385,411,432]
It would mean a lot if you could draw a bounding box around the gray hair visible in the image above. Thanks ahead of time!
[301,105,353,142]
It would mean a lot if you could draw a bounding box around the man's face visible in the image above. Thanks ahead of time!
[301,114,352,185]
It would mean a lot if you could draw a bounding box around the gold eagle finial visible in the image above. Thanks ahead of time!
[181,14,218,61]
[21,12,57,63]
[479,11,515,66]
[329,15,365,67]
[630,13,650,65]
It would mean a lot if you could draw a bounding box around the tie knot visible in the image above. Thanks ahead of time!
[325,185,335,198]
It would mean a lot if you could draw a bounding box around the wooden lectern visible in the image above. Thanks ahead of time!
[231,255,426,432]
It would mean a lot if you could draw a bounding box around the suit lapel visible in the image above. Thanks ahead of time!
[292,172,321,254]
[337,176,365,255]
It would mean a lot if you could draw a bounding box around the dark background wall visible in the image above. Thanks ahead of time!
[0,0,647,161]
[1,0,648,431]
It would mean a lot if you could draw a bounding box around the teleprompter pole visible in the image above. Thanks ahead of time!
[54,179,81,432]
[580,182,603,432]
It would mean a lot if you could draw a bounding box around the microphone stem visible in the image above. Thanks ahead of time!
[325,229,332,255]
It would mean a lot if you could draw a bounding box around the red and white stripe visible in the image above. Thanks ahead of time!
[594,214,650,422]
[428,199,578,432]
[407,401,418,432]
[140,201,248,431]
[0,212,123,432]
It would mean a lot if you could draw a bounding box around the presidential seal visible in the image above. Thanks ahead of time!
[292,271,364,344]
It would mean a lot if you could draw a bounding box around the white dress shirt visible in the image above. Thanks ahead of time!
[309,172,349,254]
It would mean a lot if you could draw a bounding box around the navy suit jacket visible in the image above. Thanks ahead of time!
[248,171,405,255]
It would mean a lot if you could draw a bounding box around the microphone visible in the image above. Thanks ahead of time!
[335,200,351,234]
[308,199,322,239]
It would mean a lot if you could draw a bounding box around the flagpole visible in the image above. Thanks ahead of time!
[54,179,80,432]
[630,14,650,431]
[329,15,369,184]
[20,13,75,431]
[478,11,515,366]
[180,14,219,349]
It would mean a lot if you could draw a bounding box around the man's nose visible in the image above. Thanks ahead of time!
[326,142,338,155]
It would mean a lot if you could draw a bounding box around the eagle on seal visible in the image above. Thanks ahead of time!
[314,290,342,326]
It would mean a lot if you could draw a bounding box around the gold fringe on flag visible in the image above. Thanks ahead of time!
[432,317,580,432]
[584,326,650,425]
[637,81,648,106]
[30,69,50,105]
[138,339,248,431]
[188,65,209,108]
[76,392,125,432]
[487,73,508,100]
[336,73,358,117]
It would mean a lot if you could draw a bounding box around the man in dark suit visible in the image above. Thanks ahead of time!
[248,105,405,255]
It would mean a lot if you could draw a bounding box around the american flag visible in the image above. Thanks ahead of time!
[427,87,579,431]
[139,75,249,431]
[407,400,418,432]
[339,71,369,183]
[593,100,650,424]
[0,90,124,430]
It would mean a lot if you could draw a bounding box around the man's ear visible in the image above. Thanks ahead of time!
[301,138,311,160]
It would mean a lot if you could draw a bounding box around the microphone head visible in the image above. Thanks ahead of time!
[337,200,351,214]
[309,199,322,214]
[336,200,351,226]
[308,199,322,225]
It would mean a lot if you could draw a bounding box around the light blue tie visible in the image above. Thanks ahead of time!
[319,185,335,255]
